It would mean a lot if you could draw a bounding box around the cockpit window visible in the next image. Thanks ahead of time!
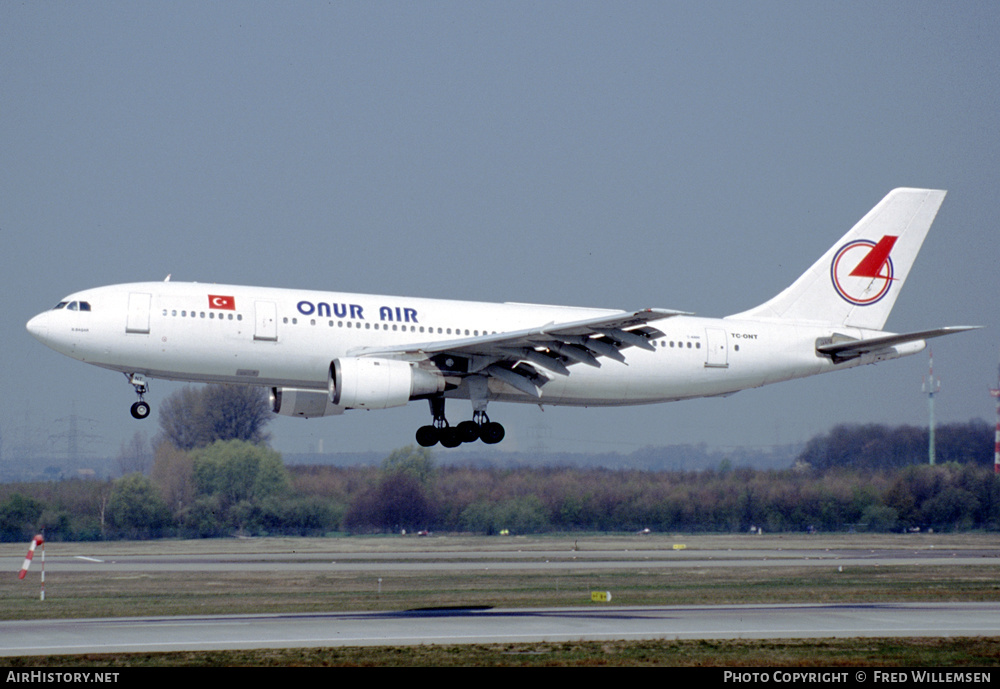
[54,300,91,311]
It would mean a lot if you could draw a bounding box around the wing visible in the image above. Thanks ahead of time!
[347,307,690,398]
[816,326,980,363]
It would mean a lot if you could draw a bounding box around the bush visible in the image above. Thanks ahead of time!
[106,474,171,539]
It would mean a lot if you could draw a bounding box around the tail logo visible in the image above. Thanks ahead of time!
[830,235,898,306]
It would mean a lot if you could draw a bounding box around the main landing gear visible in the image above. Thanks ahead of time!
[126,373,151,419]
[415,398,505,448]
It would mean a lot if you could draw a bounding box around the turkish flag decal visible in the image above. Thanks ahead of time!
[208,294,236,310]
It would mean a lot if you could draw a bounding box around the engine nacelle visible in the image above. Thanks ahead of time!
[270,387,346,418]
[329,357,446,410]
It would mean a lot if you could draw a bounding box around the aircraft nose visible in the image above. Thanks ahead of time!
[26,312,48,341]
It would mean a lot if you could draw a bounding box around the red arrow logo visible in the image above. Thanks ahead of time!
[849,235,898,279]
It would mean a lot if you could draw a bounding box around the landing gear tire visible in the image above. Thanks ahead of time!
[439,426,462,448]
[480,421,505,445]
[130,401,151,420]
[456,420,480,443]
[415,425,439,447]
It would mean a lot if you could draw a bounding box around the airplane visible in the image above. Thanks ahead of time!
[26,188,978,448]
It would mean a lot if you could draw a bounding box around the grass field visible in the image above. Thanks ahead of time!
[3,533,1000,666]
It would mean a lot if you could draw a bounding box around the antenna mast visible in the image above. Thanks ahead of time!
[922,349,940,466]
[991,349,1000,475]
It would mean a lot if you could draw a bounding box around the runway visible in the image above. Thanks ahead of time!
[6,544,1000,573]
[3,603,1000,656]
[3,535,999,657]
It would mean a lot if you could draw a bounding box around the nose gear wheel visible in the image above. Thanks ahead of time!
[125,373,151,419]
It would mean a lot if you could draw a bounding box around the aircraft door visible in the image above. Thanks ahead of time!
[126,293,151,334]
[254,301,278,341]
[704,327,729,368]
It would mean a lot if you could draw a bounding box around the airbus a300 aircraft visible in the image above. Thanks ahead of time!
[27,188,977,448]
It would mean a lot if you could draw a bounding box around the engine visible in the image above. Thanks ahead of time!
[270,387,346,418]
[329,357,447,410]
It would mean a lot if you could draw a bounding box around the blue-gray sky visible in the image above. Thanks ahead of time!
[3,2,998,462]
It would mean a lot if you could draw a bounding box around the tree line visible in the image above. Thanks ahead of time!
[1,385,997,541]
[4,449,999,541]
[796,420,994,471]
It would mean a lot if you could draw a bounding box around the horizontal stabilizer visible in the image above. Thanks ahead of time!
[816,326,980,362]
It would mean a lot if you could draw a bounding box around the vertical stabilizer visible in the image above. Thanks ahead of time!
[728,188,946,330]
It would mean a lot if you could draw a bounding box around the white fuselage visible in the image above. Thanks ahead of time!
[26,281,901,410]
[26,189,969,446]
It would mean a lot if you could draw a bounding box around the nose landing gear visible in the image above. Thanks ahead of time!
[125,373,151,419]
